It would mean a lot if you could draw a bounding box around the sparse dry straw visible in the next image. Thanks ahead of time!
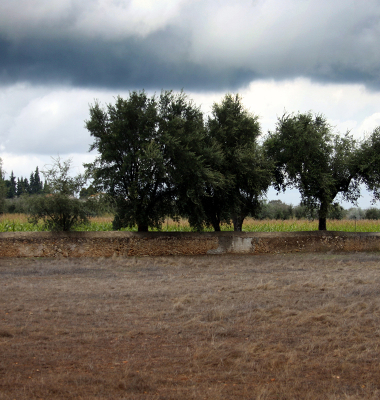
[1,253,380,399]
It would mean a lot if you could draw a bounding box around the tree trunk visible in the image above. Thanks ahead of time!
[211,214,221,231]
[138,224,149,232]
[318,200,329,231]
[318,217,327,231]
[232,214,244,232]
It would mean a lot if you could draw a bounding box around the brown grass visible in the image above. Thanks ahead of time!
[0,213,29,223]
[1,253,380,399]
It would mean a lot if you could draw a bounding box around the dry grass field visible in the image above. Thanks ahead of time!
[1,253,380,399]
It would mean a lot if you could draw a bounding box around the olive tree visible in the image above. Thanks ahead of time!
[265,112,360,230]
[357,126,380,201]
[85,90,223,231]
[197,94,272,231]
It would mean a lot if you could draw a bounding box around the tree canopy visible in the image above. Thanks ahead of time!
[264,112,360,230]
[196,94,272,231]
[85,90,223,231]
[357,126,380,201]
[29,167,44,195]
[3,89,380,232]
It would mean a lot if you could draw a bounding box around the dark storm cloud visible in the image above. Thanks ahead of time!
[0,28,259,92]
[1,0,380,91]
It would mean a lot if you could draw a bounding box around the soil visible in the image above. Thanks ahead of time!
[1,253,380,399]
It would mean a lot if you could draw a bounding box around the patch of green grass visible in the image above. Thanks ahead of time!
[1,214,380,232]
[0,219,47,232]
[74,221,114,231]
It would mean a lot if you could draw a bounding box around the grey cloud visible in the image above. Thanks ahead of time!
[0,30,259,91]
[0,85,96,156]
[0,0,380,91]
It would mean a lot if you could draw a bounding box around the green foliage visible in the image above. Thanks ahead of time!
[80,185,97,199]
[27,157,89,231]
[0,158,6,213]
[4,168,44,198]
[78,185,115,217]
[258,200,294,220]
[257,200,345,220]
[0,219,46,232]
[346,207,365,220]
[195,94,273,231]
[4,195,30,214]
[6,171,17,198]
[265,112,360,230]
[327,202,346,220]
[357,126,380,200]
[293,204,318,220]
[85,90,222,232]
[29,167,44,194]
[16,177,30,196]
[4,213,380,233]
[364,207,380,220]
[43,157,85,196]
[86,193,116,216]
[27,194,90,231]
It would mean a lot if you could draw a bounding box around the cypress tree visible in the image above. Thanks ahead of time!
[16,177,30,196]
[0,158,6,212]
[24,177,30,194]
[29,167,43,194]
[30,172,35,194]
[8,171,17,198]
[34,167,43,194]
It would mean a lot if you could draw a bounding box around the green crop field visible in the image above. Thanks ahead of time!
[1,214,380,232]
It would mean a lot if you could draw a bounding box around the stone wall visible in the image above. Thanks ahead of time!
[1,231,380,257]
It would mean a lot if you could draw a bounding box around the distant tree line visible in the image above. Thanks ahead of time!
[1,89,380,231]
[0,156,114,230]
[4,167,45,198]
[257,200,380,220]
[83,90,380,231]
[0,163,46,213]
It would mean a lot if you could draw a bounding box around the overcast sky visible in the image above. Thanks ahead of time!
[1,0,380,207]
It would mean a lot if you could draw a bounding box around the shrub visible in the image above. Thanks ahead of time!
[27,157,89,231]
[27,194,90,231]
[346,207,365,220]
[258,200,294,220]
[365,207,380,220]
[327,202,346,220]
[4,196,30,214]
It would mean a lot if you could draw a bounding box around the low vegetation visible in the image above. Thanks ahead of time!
[1,213,380,232]
[2,94,380,232]
[1,253,380,399]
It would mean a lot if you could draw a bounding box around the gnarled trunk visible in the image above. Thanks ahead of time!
[232,214,245,232]
[210,213,221,231]
[318,200,329,231]
[318,217,327,231]
[213,224,221,232]
[138,223,149,232]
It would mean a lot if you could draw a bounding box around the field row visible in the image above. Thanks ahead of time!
[1,214,380,232]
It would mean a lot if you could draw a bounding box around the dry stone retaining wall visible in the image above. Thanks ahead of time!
[1,231,380,257]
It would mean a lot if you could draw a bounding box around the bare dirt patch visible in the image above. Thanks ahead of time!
[1,253,380,399]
